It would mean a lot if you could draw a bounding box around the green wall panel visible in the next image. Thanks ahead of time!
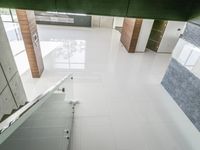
[56,0,129,16]
[189,0,200,21]
[0,0,199,21]
[127,0,191,21]
[0,0,56,11]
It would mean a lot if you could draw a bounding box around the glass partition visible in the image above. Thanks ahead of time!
[0,74,74,150]
[0,8,28,75]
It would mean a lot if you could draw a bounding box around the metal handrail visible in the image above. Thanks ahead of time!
[0,73,73,135]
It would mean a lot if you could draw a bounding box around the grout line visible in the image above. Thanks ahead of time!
[0,84,8,95]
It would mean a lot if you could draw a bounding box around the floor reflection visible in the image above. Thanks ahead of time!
[41,39,86,70]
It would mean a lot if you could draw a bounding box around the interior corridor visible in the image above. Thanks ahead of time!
[19,25,200,150]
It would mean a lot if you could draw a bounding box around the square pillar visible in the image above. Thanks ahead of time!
[16,10,44,78]
[121,18,143,53]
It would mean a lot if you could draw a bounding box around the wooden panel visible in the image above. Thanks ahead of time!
[130,19,143,53]
[16,10,44,78]
[120,18,143,53]
[120,18,135,50]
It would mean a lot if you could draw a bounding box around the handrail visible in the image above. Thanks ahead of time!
[0,73,73,135]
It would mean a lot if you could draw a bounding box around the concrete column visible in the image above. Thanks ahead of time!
[16,10,44,78]
[0,17,27,122]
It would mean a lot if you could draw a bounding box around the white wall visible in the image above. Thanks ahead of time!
[14,51,29,75]
[100,16,114,28]
[157,21,186,53]
[92,15,114,28]
[91,15,101,28]
[172,38,200,78]
[113,17,124,28]
[135,19,154,52]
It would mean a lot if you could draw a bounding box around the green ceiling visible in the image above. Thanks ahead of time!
[0,0,199,21]
[189,0,200,20]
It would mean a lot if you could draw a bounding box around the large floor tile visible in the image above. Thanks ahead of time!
[19,25,200,150]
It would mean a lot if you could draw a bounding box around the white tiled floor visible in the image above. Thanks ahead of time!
[20,25,200,150]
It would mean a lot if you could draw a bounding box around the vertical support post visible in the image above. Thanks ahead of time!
[121,18,143,53]
[16,9,44,78]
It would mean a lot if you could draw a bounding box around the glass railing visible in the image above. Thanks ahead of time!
[0,74,75,150]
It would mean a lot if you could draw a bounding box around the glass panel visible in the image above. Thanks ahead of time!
[0,75,74,150]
